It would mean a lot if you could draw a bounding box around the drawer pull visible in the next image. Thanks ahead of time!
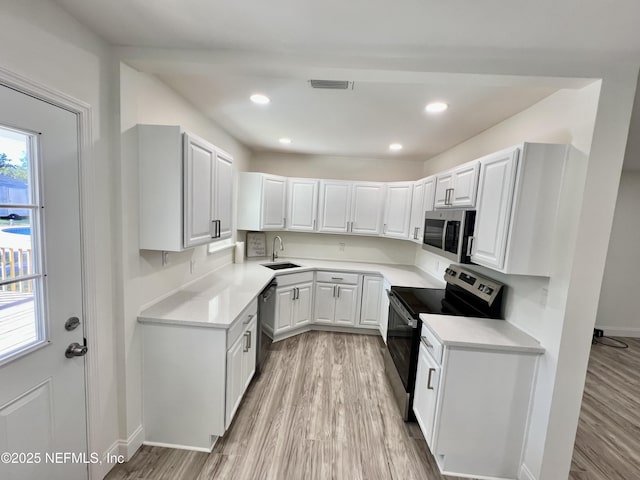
[420,336,433,349]
[427,368,435,390]
[331,277,343,280]
[243,313,255,325]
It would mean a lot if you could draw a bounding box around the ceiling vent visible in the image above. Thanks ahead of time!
[309,80,353,90]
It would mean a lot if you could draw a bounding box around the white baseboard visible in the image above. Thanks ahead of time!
[111,425,145,462]
[594,325,640,338]
[519,463,537,480]
[143,437,218,453]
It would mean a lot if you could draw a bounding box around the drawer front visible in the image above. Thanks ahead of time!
[275,271,314,287]
[228,297,258,349]
[420,321,443,365]
[316,271,359,285]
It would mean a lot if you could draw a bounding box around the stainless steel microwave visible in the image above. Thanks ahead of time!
[422,209,476,263]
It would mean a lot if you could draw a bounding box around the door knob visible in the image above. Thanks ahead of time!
[65,342,88,358]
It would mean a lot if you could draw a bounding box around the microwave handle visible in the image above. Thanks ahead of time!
[467,236,474,256]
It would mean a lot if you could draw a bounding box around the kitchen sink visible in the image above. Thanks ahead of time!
[262,262,301,270]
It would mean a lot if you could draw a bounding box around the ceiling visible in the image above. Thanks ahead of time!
[53,0,640,165]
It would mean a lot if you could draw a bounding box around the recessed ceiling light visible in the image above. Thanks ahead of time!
[250,94,270,105]
[389,143,403,151]
[279,138,292,145]
[425,102,448,113]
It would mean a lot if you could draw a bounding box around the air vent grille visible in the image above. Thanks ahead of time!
[309,80,353,90]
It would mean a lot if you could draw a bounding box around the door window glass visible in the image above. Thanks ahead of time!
[0,125,45,363]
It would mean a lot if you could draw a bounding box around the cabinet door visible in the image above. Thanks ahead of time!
[317,181,351,233]
[261,175,287,230]
[183,133,214,247]
[383,182,414,239]
[274,288,294,334]
[225,336,244,428]
[214,150,233,241]
[413,342,440,449]
[314,283,336,324]
[350,182,385,235]
[241,318,258,391]
[334,284,358,326]
[409,180,425,243]
[423,176,436,213]
[434,173,453,208]
[287,178,318,231]
[471,148,519,270]
[450,162,479,207]
[293,282,313,327]
[380,280,390,344]
[359,276,383,327]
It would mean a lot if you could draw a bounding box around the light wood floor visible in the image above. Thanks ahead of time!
[570,337,640,479]
[106,331,464,480]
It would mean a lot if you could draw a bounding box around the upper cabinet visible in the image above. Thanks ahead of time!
[317,181,385,235]
[237,173,287,231]
[287,178,319,232]
[138,125,233,251]
[471,143,568,276]
[434,160,480,209]
[409,176,436,243]
[383,182,414,239]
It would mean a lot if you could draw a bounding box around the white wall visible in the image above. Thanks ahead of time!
[116,63,251,458]
[595,171,640,336]
[250,151,425,181]
[0,1,118,479]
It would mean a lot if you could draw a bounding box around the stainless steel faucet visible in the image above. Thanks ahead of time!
[272,235,284,261]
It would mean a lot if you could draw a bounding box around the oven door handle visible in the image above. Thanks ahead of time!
[389,295,418,328]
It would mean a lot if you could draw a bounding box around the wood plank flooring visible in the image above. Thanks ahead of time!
[570,337,640,479]
[106,331,463,480]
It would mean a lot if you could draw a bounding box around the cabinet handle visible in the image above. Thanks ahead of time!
[333,285,337,297]
[243,332,250,352]
[331,277,343,281]
[295,287,299,300]
[247,330,252,350]
[337,286,341,298]
[283,217,287,229]
[427,368,435,390]
[243,313,255,325]
[211,220,216,239]
[313,219,316,230]
[217,219,222,238]
[383,223,387,234]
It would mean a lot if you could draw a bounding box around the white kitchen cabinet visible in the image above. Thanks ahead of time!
[413,341,440,449]
[226,314,257,428]
[414,319,542,480]
[317,181,385,235]
[382,182,413,239]
[237,173,287,231]
[471,143,568,276]
[313,272,360,326]
[379,278,390,343]
[317,180,352,233]
[359,275,383,327]
[409,176,436,243]
[434,160,479,209]
[350,182,385,235]
[139,125,233,251]
[287,178,319,231]
[273,272,315,336]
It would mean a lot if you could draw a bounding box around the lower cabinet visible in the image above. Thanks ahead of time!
[314,271,359,326]
[359,275,383,327]
[225,314,257,428]
[413,340,440,449]
[274,271,314,335]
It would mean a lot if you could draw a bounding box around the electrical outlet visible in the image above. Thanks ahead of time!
[593,328,604,338]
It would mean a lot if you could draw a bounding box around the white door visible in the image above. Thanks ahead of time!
[383,182,413,239]
[274,288,293,334]
[434,173,453,208]
[0,86,87,479]
[241,318,257,390]
[183,133,214,247]
[214,150,233,241]
[413,342,441,450]
[334,284,358,326]
[422,176,436,213]
[471,149,519,270]
[409,180,425,243]
[450,162,479,207]
[261,175,286,230]
[292,283,313,328]
[225,336,244,427]
[287,178,318,232]
[350,183,385,235]
[313,283,336,324]
[317,181,351,233]
[359,276,382,327]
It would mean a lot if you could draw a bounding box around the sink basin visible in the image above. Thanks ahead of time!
[262,262,301,270]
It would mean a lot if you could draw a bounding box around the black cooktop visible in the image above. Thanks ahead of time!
[391,286,495,319]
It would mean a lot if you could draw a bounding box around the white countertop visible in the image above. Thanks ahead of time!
[420,314,544,354]
[138,257,444,329]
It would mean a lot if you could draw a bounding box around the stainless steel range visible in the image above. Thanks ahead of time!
[384,264,505,420]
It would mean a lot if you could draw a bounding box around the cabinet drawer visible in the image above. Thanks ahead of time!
[420,320,443,364]
[227,297,258,349]
[316,271,359,285]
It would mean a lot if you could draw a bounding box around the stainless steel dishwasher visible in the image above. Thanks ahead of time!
[257,279,276,373]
